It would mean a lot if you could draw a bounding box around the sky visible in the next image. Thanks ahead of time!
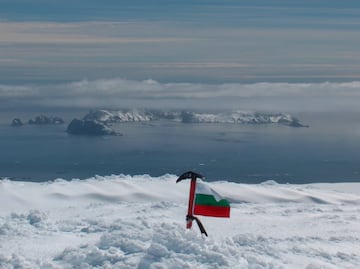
[1,0,360,84]
[0,1,360,110]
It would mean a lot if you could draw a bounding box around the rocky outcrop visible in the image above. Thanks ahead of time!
[28,115,64,125]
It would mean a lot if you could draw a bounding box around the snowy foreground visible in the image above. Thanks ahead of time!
[1,175,360,269]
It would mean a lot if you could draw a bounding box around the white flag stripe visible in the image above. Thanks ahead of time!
[195,180,223,202]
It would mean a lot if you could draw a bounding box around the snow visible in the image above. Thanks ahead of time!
[84,109,153,123]
[1,174,360,268]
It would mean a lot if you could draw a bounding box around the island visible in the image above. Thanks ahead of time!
[11,118,24,127]
[81,109,309,128]
[66,119,121,136]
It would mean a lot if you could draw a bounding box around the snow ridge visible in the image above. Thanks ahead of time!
[1,175,359,268]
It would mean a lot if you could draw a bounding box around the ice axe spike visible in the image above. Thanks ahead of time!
[187,215,208,236]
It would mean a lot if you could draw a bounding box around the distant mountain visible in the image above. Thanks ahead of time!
[83,109,308,127]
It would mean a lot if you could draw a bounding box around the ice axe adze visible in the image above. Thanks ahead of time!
[176,171,208,236]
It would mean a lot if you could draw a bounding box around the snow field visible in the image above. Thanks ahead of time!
[1,174,360,268]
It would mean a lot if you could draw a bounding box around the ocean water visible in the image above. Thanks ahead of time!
[1,112,360,183]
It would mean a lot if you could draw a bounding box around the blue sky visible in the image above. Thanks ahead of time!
[0,0,360,84]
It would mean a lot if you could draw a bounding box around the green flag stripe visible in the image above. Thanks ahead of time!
[195,194,230,207]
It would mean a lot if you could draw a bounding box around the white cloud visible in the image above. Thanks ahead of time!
[64,79,360,98]
[1,78,360,112]
[0,84,39,97]
[1,21,359,83]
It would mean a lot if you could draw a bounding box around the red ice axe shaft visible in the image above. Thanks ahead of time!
[186,177,196,228]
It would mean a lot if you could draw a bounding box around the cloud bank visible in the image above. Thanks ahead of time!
[1,78,360,112]
[1,20,360,83]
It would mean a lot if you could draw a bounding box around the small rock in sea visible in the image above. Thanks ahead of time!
[11,118,24,127]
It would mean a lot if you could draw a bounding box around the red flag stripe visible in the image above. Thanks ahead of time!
[194,204,230,218]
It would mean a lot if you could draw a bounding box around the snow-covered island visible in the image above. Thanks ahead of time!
[179,110,307,127]
[82,109,309,127]
[66,118,121,136]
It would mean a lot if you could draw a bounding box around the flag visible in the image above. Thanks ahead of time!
[194,181,230,218]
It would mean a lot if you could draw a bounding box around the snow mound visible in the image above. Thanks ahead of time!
[1,175,359,268]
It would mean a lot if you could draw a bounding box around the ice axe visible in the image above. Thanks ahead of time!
[176,171,208,236]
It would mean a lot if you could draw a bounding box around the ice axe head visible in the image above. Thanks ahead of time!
[176,171,204,183]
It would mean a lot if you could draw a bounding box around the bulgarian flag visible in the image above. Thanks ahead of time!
[193,181,230,218]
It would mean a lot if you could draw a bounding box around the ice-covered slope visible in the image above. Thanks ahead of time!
[1,175,359,268]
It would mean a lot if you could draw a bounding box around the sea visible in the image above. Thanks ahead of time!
[1,110,360,183]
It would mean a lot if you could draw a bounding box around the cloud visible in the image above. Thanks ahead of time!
[64,79,360,98]
[0,84,39,97]
[0,22,195,45]
[1,21,359,83]
[2,78,360,112]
